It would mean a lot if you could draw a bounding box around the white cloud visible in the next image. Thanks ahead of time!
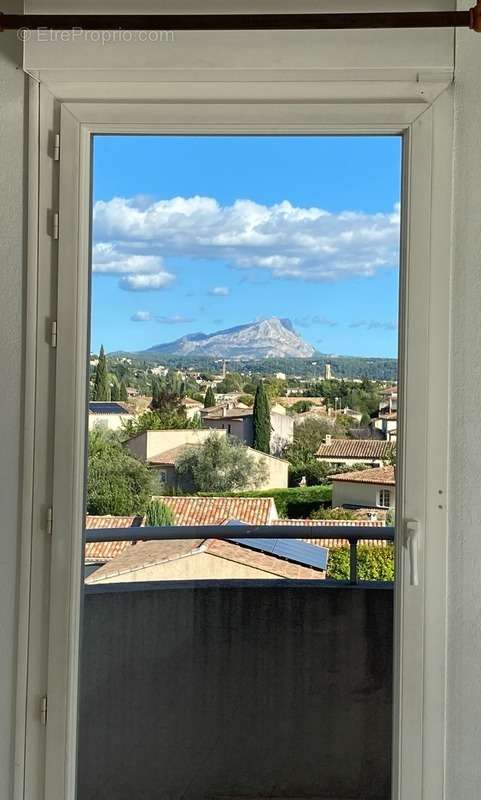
[93,196,400,283]
[155,315,195,324]
[119,271,175,292]
[208,286,230,296]
[130,310,153,322]
[294,314,338,328]
[92,243,166,275]
[349,320,398,331]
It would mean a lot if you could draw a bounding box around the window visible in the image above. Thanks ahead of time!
[20,87,452,800]
[379,489,391,508]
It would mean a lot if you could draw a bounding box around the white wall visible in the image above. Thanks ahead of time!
[332,481,395,509]
[446,6,481,798]
[0,4,26,798]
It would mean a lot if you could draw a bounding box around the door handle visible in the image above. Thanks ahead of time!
[404,519,420,586]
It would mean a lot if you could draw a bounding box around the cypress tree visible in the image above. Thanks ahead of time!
[253,382,271,453]
[204,386,216,408]
[93,345,110,401]
[119,380,128,402]
[110,380,120,401]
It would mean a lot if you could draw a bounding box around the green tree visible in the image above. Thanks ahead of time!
[204,386,216,408]
[215,372,243,394]
[110,379,120,401]
[122,409,200,439]
[253,382,271,453]
[119,380,128,402]
[87,429,154,515]
[176,433,268,493]
[237,394,254,407]
[92,345,110,401]
[146,500,176,527]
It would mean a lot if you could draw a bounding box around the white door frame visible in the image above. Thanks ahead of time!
[17,85,453,800]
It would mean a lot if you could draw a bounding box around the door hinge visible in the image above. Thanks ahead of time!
[53,132,60,161]
[50,320,57,348]
[51,211,59,240]
[46,506,53,536]
[40,695,48,726]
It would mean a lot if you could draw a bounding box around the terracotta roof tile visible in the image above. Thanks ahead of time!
[86,536,325,584]
[330,466,395,485]
[86,539,204,582]
[151,495,278,525]
[316,439,394,459]
[85,515,144,563]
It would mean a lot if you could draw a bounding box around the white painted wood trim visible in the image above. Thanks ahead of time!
[21,91,452,800]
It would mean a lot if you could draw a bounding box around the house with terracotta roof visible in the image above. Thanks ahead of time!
[85,536,327,585]
[316,434,394,468]
[126,429,289,489]
[330,466,396,510]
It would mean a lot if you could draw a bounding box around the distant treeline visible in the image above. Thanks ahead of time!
[113,352,398,382]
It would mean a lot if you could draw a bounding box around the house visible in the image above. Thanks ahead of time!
[149,441,289,490]
[316,434,394,468]
[180,396,204,421]
[373,412,398,442]
[84,514,144,578]
[330,466,396,510]
[126,428,289,489]
[126,428,219,462]
[379,386,397,414]
[340,406,363,424]
[202,406,294,454]
[88,401,134,431]
[85,535,328,584]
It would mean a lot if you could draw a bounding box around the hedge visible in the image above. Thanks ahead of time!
[199,485,332,518]
[327,544,395,582]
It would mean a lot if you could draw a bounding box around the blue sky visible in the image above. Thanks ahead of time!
[91,135,401,357]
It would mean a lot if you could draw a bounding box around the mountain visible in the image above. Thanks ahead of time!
[139,317,315,359]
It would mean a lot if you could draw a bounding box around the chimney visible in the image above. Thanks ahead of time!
[325,434,332,446]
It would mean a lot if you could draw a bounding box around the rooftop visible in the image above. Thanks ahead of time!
[86,536,326,584]
[151,495,278,525]
[85,515,144,563]
[148,442,289,466]
[88,401,131,415]
[330,466,396,486]
[316,438,394,459]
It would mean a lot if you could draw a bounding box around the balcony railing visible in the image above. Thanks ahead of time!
[85,524,395,585]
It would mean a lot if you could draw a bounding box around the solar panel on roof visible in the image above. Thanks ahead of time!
[227,537,328,572]
[89,402,128,415]
[272,539,329,571]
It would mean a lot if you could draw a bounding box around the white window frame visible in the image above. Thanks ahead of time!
[17,83,452,800]
[379,489,392,509]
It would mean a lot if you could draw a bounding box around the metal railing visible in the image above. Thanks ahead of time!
[85,524,395,586]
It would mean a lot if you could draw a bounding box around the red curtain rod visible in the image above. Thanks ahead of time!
[0,5,480,33]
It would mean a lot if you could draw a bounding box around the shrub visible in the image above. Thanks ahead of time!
[146,500,176,527]
[199,485,332,518]
[327,544,394,582]
[310,506,356,520]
